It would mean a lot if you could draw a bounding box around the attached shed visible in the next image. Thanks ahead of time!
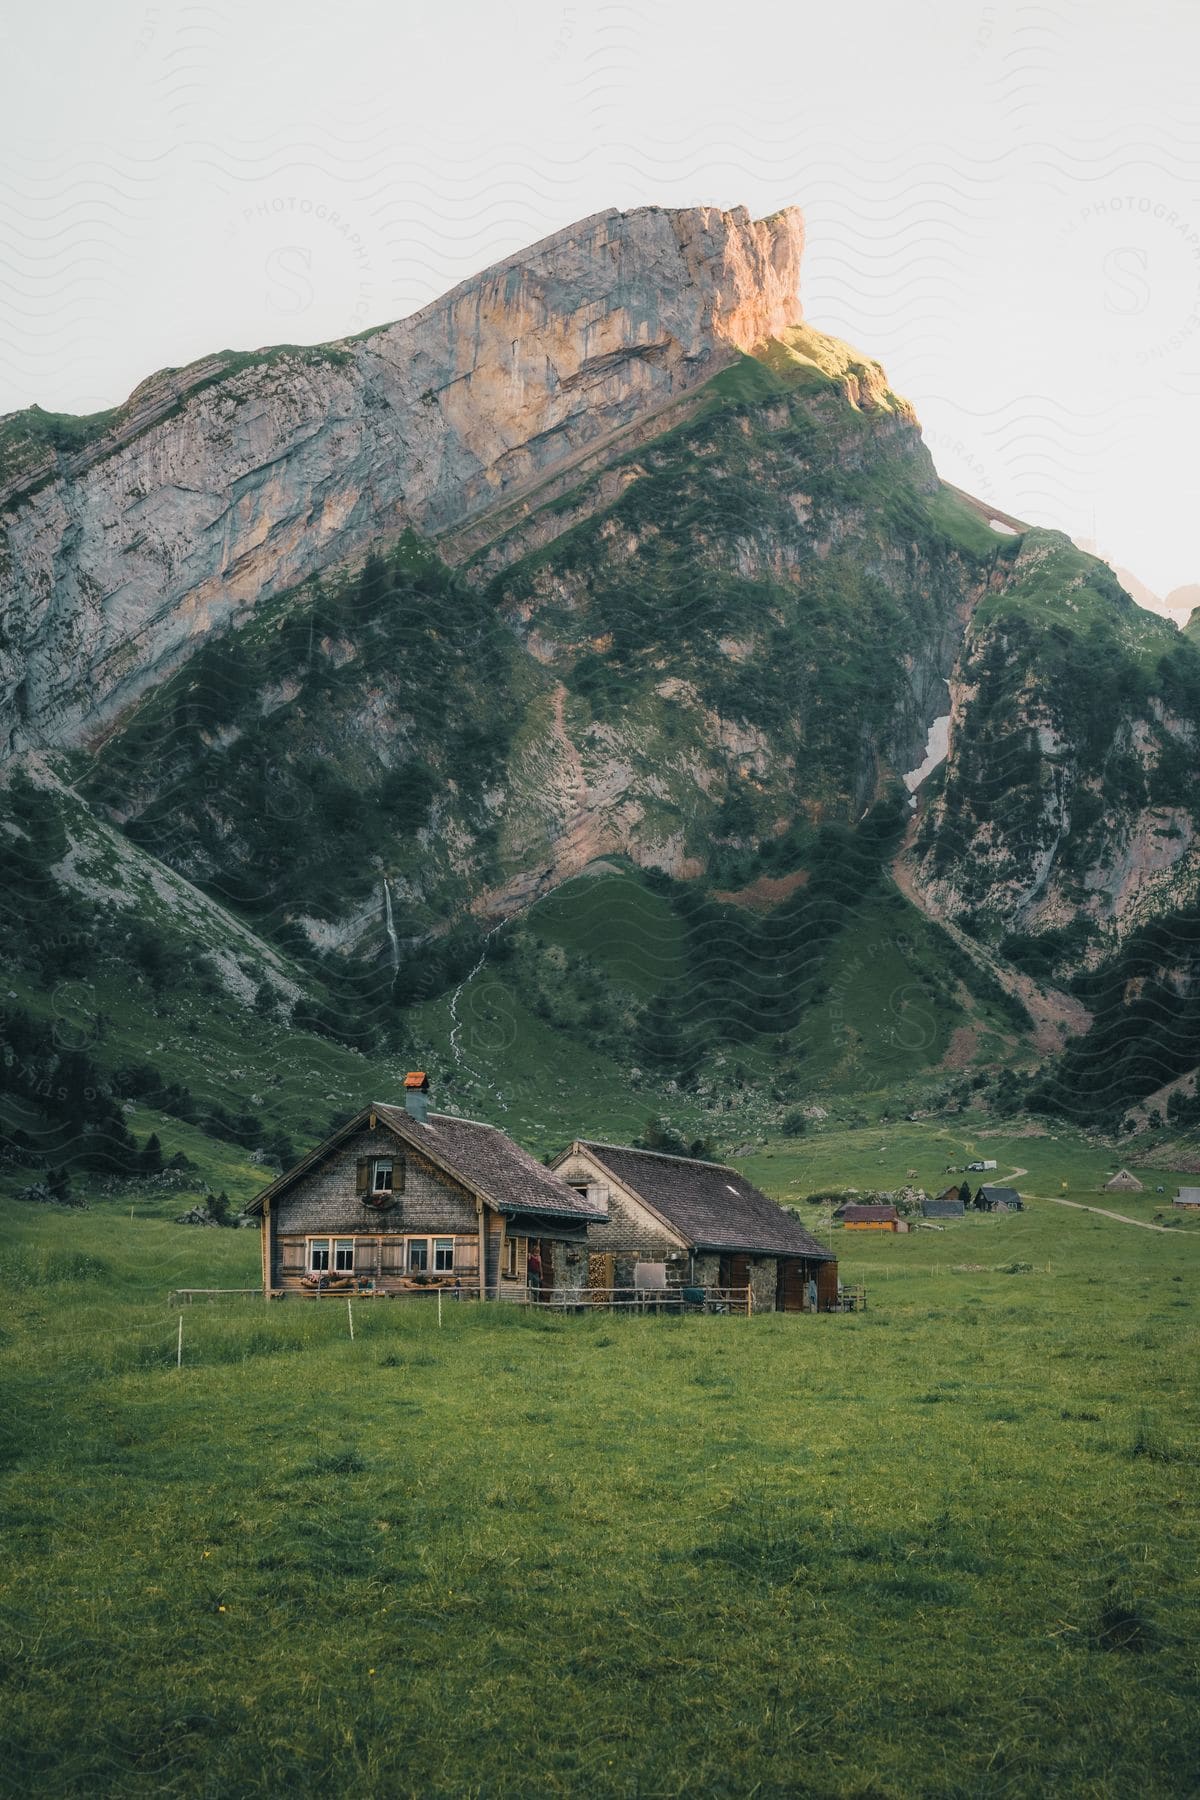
[974,1185,1024,1212]
[842,1204,899,1231]
[551,1140,837,1312]
[1104,1169,1144,1192]
[247,1079,603,1299]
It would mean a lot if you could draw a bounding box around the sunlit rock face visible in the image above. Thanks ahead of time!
[0,204,804,753]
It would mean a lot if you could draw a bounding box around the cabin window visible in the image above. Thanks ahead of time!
[434,1237,454,1272]
[334,1240,354,1272]
[356,1155,405,1194]
[310,1239,331,1271]
[503,1236,519,1279]
[408,1239,429,1273]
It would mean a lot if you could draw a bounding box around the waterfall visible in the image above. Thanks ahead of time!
[447,895,541,1109]
[382,879,400,976]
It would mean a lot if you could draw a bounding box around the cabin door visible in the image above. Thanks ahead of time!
[719,1254,750,1299]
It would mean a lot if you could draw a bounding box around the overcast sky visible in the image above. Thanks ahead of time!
[3,0,1199,599]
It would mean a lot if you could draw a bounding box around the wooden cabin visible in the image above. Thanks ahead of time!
[247,1076,602,1299]
[550,1140,837,1311]
[1103,1169,1143,1193]
[1173,1187,1200,1210]
[842,1204,899,1231]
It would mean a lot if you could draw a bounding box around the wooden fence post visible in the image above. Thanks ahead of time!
[347,1299,354,1341]
[176,1314,183,1369]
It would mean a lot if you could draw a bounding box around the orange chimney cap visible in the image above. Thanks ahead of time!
[404,1071,429,1090]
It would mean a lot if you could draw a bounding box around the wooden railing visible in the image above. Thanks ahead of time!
[538,1284,754,1315]
[168,1288,263,1304]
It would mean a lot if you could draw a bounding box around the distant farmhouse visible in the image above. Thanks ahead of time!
[551,1141,838,1311]
[974,1185,1023,1212]
[923,1191,965,1219]
[1174,1187,1200,1210]
[249,1077,601,1299]
[1104,1169,1143,1193]
[841,1203,900,1231]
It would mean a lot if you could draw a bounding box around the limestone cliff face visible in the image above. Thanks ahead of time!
[0,204,803,753]
[901,531,1200,967]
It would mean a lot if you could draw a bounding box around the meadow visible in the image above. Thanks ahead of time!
[1,1176,1198,1798]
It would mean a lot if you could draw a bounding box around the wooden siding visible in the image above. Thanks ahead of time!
[777,1257,840,1312]
[272,1232,480,1293]
[273,1127,479,1238]
[269,1126,481,1289]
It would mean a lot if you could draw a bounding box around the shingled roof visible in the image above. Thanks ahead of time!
[976,1185,1022,1209]
[378,1106,605,1220]
[922,1197,964,1218]
[562,1141,833,1259]
[247,1104,603,1222]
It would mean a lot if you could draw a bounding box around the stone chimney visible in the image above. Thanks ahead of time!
[404,1070,430,1124]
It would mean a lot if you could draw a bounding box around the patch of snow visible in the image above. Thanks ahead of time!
[903,712,952,794]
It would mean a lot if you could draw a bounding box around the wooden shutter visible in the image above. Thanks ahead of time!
[356,1158,370,1194]
[279,1238,305,1275]
[395,1157,405,1193]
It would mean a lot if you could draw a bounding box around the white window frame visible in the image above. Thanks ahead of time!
[503,1235,519,1280]
[371,1158,394,1193]
[433,1237,454,1272]
[408,1238,429,1273]
[310,1238,331,1271]
[334,1239,354,1272]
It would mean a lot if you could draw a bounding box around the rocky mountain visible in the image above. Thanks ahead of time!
[0,205,800,753]
[2,202,1199,1169]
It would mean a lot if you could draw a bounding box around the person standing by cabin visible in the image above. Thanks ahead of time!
[807,1275,818,1314]
[527,1242,543,1301]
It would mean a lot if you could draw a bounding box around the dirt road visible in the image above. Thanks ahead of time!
[1039,1195,1179,1234]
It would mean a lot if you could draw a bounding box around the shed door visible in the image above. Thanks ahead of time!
[817,1262,839,1312]
[719,1254,750,1297]
[777,1258,805,1312]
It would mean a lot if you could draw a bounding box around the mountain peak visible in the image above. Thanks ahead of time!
[1,203,805,752]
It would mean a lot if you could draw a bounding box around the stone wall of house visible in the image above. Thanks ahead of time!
[555,1238,589,1303]
[749,1257,779,1314]
[496,1228,590,1303]
[272,1128,479,1238]
[558,1153,685,1273]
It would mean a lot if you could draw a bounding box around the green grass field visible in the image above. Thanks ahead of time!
[2,1152,1198,1800]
